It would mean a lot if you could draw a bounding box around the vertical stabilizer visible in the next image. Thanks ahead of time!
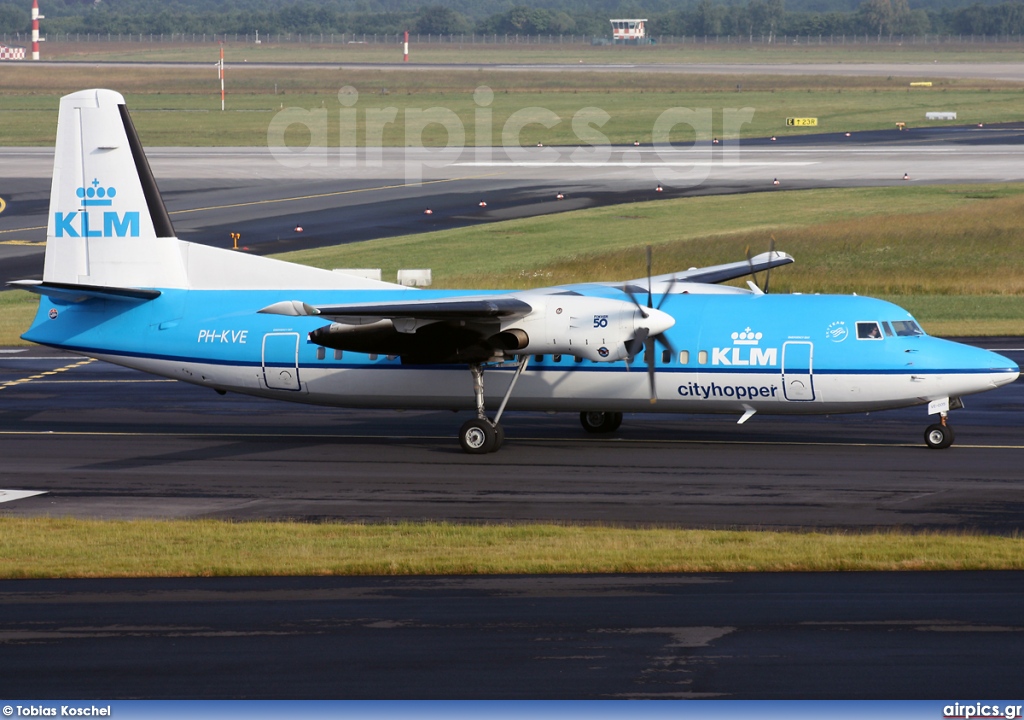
[44,89,188,289]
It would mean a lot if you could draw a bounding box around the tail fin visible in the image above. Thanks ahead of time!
[43,89,404,292]
[45,89,189,289]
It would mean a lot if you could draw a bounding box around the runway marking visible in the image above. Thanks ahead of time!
[0,358,95,391]
[10,379,175,384]
[0,197,6,215]
[1,428,1023,450]
[455,161,817,168]
[0,173,506,235]
[0,489,46,504]
[167,173,506,216]
[0,239,43,245]
[0,225,44,235]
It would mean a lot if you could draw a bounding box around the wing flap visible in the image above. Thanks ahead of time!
[259,296,533,323]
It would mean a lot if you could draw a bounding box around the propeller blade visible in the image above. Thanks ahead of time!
[646,334,657,403]
[626,327,649,362]
[645,245,653,309]
[745,244,761,291]
[655,330,676,358]
[622,286,649,319]
[764,235,776,295]
[655,274,678,311]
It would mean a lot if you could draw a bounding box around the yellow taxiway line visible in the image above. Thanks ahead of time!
[0,358,95,391]
[0,173,504,236]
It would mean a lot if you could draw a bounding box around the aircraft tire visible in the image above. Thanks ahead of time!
[924,423,955,449]
[460,418,497,454]
[493,423,505,451]
[580,411,623,434]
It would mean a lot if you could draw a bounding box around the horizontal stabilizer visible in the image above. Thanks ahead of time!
[8,279,160,303]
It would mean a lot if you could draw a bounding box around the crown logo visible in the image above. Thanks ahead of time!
[76,178,116,207]
[731,327,762,346]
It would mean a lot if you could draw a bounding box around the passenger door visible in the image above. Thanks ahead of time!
[782,341,815,402]
[262,332,301,391]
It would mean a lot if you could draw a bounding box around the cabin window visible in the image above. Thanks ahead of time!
[334,349,344,360]
[534,355,544,362]
[881,322,894,337]
[316,346,326,360]
[553,354,562,363]
[387,355,397,361]
[678,350,690,365]
[575,355,584,363]
[856,321,883,340]
[369,353,378,360]
[661,349,672,364]
[698,350,708,365]
[891,320,924,337]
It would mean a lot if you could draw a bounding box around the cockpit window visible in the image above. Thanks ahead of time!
[891,320,924,337]
[856,321,883,340]
[881,321,894,337]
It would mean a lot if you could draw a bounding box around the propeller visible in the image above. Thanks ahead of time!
[745,244,761,292]
[624,245,677,403]
[764,235,777,294]
[746,236,778,295]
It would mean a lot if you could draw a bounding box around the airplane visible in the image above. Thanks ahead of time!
[10,88,1020,453]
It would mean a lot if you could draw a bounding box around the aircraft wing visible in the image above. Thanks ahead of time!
[626,251,794,287]
[259,295,533,323]
[259,294,538,365]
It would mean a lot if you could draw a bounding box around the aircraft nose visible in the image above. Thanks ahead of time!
[955,344,1019,390]
[640,306,675,337]
[986,349,1019,388]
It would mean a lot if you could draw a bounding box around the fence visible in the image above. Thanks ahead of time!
[3,32,1024,46]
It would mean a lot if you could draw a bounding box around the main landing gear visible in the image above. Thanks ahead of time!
[458,357,530,454]
[579,411,623,434]
[924,412,955,449]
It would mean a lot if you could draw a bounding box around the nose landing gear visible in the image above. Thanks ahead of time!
[924,412,955,449]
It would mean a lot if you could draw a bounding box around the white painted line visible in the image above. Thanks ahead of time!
[0,349,27,354]
[455,161,817,168]
[0,489,47,504]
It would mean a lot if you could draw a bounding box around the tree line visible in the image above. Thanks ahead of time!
[2,0,1023,40]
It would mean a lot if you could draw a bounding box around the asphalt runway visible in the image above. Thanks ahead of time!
[38,60,1024,83]
[1,342,1023,531]
[4,125,1024,286]
[3,572,1023,699]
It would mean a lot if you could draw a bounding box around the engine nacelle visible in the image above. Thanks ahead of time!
[506,294,674,362]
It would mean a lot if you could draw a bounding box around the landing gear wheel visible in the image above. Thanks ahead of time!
[924,423,955,449]
[580,411,624,434]
[493,423,505,451]
[460,418,497,454]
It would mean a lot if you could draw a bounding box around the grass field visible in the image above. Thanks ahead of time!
[0,519,1021,578]
[1,62,1022,146]
[32,38,1024,65]
[276,183,1024,336]
[4,184,1024,342]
